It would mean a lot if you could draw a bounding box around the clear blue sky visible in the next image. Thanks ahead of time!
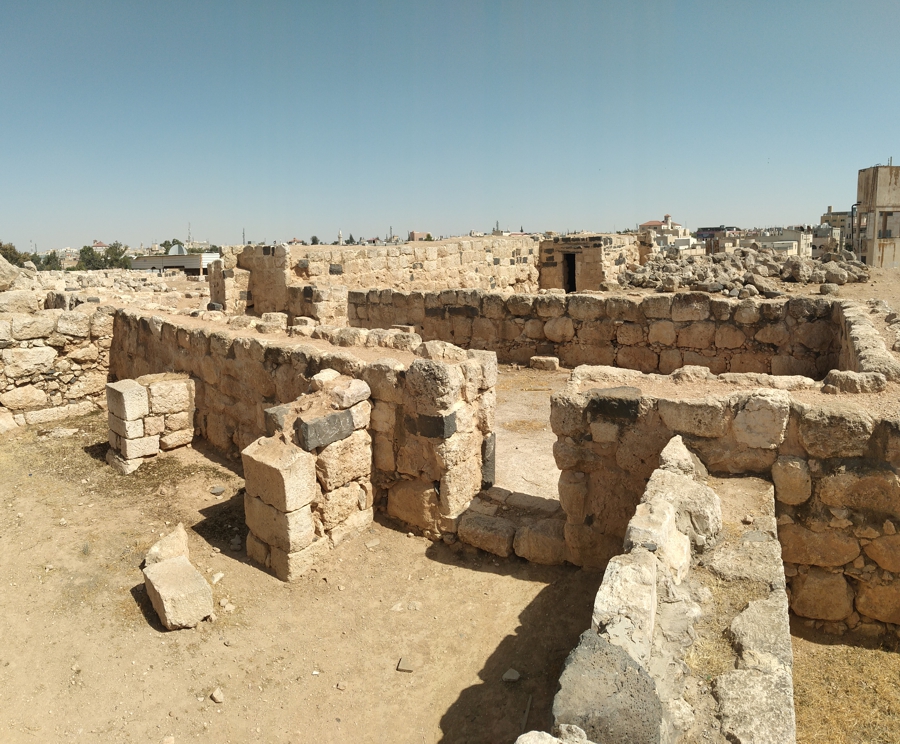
[2,0,899,252]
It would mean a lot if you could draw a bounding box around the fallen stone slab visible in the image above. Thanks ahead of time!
[143,555,213,630]
[145,523,190,566]
[458,512,517,557]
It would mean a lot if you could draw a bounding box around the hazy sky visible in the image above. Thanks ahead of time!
[3,1,899,252]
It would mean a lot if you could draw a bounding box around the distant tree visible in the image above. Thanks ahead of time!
[310,235,320,245]
[105,241,131,269]
[76,246,105,271]
[520,226,523,232]
[28,252,41,266]
[348,233,355,245]
[186,245,206,254]
[425,233,433,241]
[160,238,184,253]
[42,251,62,271]
[0,241,26,267]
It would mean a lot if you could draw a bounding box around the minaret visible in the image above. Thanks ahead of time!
[339,230,344,246]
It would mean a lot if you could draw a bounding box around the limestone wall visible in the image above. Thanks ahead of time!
[230,237,540,316]
[108,311,497,541]
[551,367,900,639]
[0,305,114,431]
[350,290,855,376]
[538,234,640,291]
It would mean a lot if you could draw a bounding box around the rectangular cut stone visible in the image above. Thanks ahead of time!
[458,512,517,557]
[242,436,318,512]
[120,434,160,459]
[269,537,332,582]
[246,531,271,568]
[106,379,149,421]
[143,415,165,436]
[160,428,194,450]
[108,412,144,439]
[414,410,457,439]
[165,411,193,432]
[142,555,213,630]
[329,507,374,547]
[316,429,372,491]
[1,347,57,378]
[148,378,195,415]
[243,493,314,553]
[295,408,355,451]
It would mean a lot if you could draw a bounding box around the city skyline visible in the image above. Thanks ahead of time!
[3,1,899,251]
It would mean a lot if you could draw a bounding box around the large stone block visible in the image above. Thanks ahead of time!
[318,481,363,529]
[106,379,149,421]
[732,390,790,449]
[864,534,900,572]
[797,403,874,458]
[778,524,859,566]
[856,581,900,624]
[642,469,722,544]
[2,346,57,378]
[405,359,465,415]
[243,493,315,553]
[295,407,356,451]
[143,556,213,630]
[817,470,900,519]
[0,384,48,411]
[160,428,194,450]
[789,567,854,621]
[57,311,92,338]
[771,456,811,505]
[513,519,567,565]
[108,412,144,439]
[657,397,729,438]
[269,537,333,582]
[458,512,517,557]
[714,669,796,744]
[316,429,371,491]
[148,378,195,415]
[119,434,160,460]
[242,436,317,513]
[387,478,438,530]
[625,498,690,584]
[552,631,662,744]
[145,523,190,566]
[671,292,710,322]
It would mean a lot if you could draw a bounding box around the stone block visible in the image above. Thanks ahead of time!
[657,397,730,438]
[864,535,900,572]
[625,499,690,584]
[242,436,318,512]
[642,469,722,544]
[145,523,190,566]
[120,434,160,460]
[316,429,372,491]
[246,531,270,568]
[458,512,517,557]
[482,431,496,488]
[105,449,143,475]
[243,493,315,553]
[530,355,560,371]
[405,359,464,415]
[108,412,144,439]
[165,411,193,432]
[671,292,710,322]
[318,481,363,529]
[148,378,195,415]
[714,669,796,744]
[513,519,567,565]
[143,556,213,630]
[584,386,642,422]
[544,316,575,343]
[295,408,355,451]
[647,320,676,345]
[106,379,150,421]
[330,378,371,409]
[1,346,57,379]
[856,581,900,624]
[552,631,662,744]
[676,321,715,349]
[730,592,793,669]
[160,429,194,450]
[269,537,333,582]
[0,385,48,411]
[328,507,374,546]
[797,403,874,458]
[771,456,811,505]
[143,415,165,436]
[732,390,790,449]
[778,524,859,566]
[388,478,438,530]
[817,470,900,518]
[789,567,854,621]
[57,311,92,337]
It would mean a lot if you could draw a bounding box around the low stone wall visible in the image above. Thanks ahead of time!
[231,237,540,316]
[350,290,892,378]
[0,306,114,431]
[544,436,795,743]
[551,366,900,638]
[108,310,497,541]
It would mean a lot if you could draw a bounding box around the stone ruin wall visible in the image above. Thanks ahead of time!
[209,236,541,317]
[550,370,900,637]
[107,310,498,547]
[538,234,641,291]
[348,289,900,380]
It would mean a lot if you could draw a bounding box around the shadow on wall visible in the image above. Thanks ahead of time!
[426,541,605,744]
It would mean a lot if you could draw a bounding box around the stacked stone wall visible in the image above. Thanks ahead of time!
[551,367,900,637]
[109,311,497,540]
[0,305,114,431]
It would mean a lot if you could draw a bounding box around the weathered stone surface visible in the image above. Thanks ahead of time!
[243,493,315,553]
[797,403,874,458]
[0,291,37,314]
[642,469,722,543]
[106,379,149,421]
[705,537,784,588]
[270,536,333,582]
[105,449,143,475]
[790,567,854,620]
[513,519,567,565]
[108,412,144,439]
[2,346,57,378]
[316,429,371,491]
[328,507,374,546]
[66,370,108,399]
[778,524,859,566]
[714,668,795,744]
[160,428,194,450]
[686,435,777,475]
[148,378,195,415]
[625,499,690,583]
[676,321,715,349]
[246,531,270,568]
[771,456,811,505]
[0,384,48,410]
[552,631,662,744]
[0,253,21,291]
[145,523,190,566]
[656,435,700,478]
[458,512,517,557]
[242,436,317,513]
[545,316,576,343]
[732,390,790,449]
[329,378,371,409]
[295,408,355,451]
[119,434,160,460]
[817,470,900,519]
[863,534,900,572]
[856,582,900,624]
[531,355,560,371]
[406,359,464,415]
[318,482,363,529]
[57,311,92,337]
[671,293,709,322]
[387,478,438,530]
[730,592,793,669]
[822,369,887,394]
[657,398,729,438]
[591,549,657,665]
[143,555,213,630]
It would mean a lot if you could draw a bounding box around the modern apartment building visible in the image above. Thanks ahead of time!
[856,165,900,267]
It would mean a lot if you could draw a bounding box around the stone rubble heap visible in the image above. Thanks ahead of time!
[105,373,196,474]
[241,370,375,581]
[142,523,214,630]
[618,248,869,295]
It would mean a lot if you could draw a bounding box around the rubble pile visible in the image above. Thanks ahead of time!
[618,248,870,296]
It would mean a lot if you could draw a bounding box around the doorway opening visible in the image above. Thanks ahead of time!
[563,253,576,293]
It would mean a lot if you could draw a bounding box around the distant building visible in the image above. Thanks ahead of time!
[539,232,639,292]
[855,164,900,267]
[408,231,430,242]
[821,206,851,248]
